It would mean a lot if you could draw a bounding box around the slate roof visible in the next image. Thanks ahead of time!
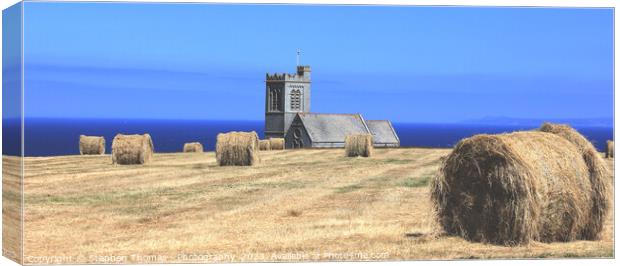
[366,120,400,145]
[297,113,370,143]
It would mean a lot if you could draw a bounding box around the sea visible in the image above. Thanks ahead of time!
[1,118,613,157]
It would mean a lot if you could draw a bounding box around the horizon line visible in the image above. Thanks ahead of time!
[3,116,613,127]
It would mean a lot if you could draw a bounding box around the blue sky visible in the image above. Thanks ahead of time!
[22,2,613,123]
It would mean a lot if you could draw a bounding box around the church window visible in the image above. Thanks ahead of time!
[293,127,304,148]
[269,87,282,111]
[290,89,301,110]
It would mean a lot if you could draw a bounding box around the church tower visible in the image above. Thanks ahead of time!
[265,65,311,138]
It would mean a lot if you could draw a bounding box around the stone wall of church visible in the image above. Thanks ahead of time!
[265,113,284,138]
[285,118,313,149]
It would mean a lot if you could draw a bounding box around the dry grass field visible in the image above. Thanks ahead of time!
[2,156,22,264]
[3,148,614,263]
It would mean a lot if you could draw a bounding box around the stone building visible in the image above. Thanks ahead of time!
[264,66,311,139]
[265,66,399,148]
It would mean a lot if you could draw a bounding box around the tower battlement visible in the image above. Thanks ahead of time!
[266,65,311,83]
[265,73,286,81]
[297,65,311,75]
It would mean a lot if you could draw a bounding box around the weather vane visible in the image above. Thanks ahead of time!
[296,48,301,66]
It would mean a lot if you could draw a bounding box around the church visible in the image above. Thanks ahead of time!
[264,65,400,149]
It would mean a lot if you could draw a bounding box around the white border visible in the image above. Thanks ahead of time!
[0,0,618,9]
[0,1,617,266]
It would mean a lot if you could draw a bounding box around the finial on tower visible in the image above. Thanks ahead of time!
[296,48,301,66]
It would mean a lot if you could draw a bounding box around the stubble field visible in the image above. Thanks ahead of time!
[2,148,614,264]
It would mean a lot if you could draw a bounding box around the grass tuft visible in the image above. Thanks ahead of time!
[400,176,430,187]
[335,184,364,193]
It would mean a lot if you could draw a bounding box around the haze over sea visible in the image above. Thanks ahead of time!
[2,118,612,156]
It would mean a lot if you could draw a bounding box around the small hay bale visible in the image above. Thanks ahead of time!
[606,140,614,158]
[183,142,203,153]
[269,138,285,150]
[79,135,105,155]
[345,134,373,157]
[111,134,154,165]
[215,131,260,166]
[259,140,271,151]
[431,128,610,246]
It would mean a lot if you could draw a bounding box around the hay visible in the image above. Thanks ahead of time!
[345,134,373,157]
[269,138,285,150]
[111,134,154,165]
[183,142,203,153]
[215,131,260,166]
[79,135,105,155]
[259,140,271,151]
[606,140,614,158]
[539,122,597,153]
[539,122,611,240]
[431,128,610,246]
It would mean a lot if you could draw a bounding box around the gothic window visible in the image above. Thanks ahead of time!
[293,127,304,148]
[290,89,301,110]
[269,87,282,112]
[268,88,272,111]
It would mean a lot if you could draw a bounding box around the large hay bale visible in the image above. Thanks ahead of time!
[269,138,285,150]
[431,129,610,246]
[111,134,154,165]
[539,122,597,153]
[215,131,260,166]
[79,135,105,155]
[606,140,614,158]
[259,140,271,151]
[345,134,373,157]
[183,142,203,153]
[539,122,611,239]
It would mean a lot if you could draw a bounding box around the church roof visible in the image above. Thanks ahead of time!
[297,113,370,143]
[366,120,400,145]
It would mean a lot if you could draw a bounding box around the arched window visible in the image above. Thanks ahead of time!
[269,87,282,111]
[293,127,304,148]
[290,89,301,110]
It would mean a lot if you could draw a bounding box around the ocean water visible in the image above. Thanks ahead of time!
[1,118,613,156]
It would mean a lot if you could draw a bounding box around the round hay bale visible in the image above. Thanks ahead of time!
[183,142,203,153]
[269,138,285,150]
[215,131,260,166]
[606,140,614,158]
[539,122,597,153]
[538,122,611,240]
[431,130,610,246]
[79,135,105,155]
[345,134,373,157]
[111,134,154,165]
[259,140,271,151]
